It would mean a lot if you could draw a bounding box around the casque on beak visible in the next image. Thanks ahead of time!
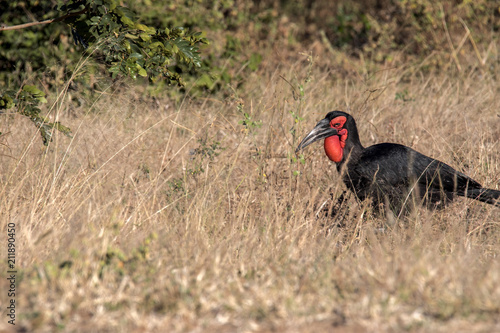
[295,118,339,153]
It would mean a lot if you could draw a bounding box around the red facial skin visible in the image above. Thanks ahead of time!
[324,116,348,163]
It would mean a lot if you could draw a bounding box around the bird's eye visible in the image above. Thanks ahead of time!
[333,123,341,128]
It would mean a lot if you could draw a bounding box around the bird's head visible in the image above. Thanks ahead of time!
[295,111,358,163]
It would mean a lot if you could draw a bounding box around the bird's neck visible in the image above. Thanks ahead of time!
[335,137,364,169]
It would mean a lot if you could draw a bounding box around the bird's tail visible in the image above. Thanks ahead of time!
[466,188,500,207]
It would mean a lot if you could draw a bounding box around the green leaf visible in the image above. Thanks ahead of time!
[0,94,15,109]
[148,42,164,50]
[139,33,152,42]
[120,15,134,27]
[125,33,138,40]
[136,64,147,77]
[53,122,73,138]
[22,85,47,104]
[130,52,144,60]
[173,38,201,67]
[135,23,149,31]
[22,85,44,98]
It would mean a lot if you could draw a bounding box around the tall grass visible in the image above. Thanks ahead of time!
[1,51,499,332]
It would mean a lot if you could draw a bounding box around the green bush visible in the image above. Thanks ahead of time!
[0,0,207,144]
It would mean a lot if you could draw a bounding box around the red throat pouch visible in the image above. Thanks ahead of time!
[324,135,343,162]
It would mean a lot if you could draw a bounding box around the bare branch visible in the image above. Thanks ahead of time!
[0,9,87,31]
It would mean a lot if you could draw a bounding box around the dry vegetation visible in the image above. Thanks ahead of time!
[1,23,500,333]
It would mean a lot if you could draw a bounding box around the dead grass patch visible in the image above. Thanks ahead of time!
[1,52,499,332]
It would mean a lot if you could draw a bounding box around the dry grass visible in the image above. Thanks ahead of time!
[1,51,500,332]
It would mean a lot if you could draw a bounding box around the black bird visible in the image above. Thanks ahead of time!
[296,111,500,213]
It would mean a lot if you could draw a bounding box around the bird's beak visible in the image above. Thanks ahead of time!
[295,118,338,152]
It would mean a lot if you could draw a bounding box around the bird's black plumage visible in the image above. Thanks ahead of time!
[296,111,500,212]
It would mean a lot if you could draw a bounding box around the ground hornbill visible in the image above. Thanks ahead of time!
[296,111,500,214]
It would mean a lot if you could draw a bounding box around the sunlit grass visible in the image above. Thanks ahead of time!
[1,50,499,332]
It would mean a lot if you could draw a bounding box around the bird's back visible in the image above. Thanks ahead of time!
[343,143,482,209]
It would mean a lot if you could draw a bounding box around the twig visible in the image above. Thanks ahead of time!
[440,4,461,72]
[458,18,486,66]
[0,8,87,31]
[279,75,298,100]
